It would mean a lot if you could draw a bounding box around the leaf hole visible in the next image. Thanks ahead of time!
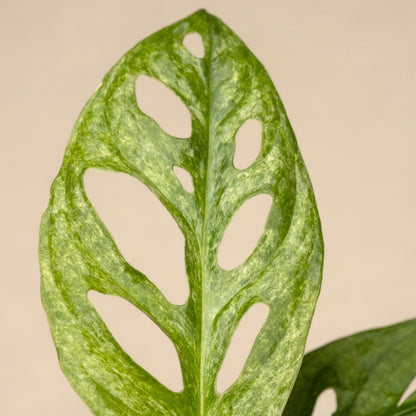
[135,75,192,138]
[173,166,194,193]
[398,376,416,406]
[233,119,262,170]
[88,291,183,392]
[216,302,269,393]
[84,169,189,305]
[217,194,272,270]
[183,32,205,58]
[311,389,337,416]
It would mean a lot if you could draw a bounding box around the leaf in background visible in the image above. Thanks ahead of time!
[283,319,416,416]
[39,9,323,416]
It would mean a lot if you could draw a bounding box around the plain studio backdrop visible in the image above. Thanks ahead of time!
[1,0,415,414]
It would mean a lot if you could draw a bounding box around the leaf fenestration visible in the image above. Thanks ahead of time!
[88,290,184,392]
[40,9,323,416]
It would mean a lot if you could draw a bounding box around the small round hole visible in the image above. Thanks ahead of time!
[173,166,194,193]
[218,194,272,270]
[183,32,205,58]
[233,119,262,170]
[135,75,192,138]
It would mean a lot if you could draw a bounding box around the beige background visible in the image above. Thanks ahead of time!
[1,0,415,414]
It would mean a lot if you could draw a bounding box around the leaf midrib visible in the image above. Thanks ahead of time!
[199,15,215,416]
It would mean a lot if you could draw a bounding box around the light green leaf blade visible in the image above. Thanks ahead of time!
[283,319,416,416]
[40,9,323,416]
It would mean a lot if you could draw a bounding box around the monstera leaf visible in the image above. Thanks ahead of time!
[284,319,416,416]
[39,9,323,416]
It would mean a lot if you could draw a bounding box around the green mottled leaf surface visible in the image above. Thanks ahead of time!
[283,319,416,416]
[40,9,323,416]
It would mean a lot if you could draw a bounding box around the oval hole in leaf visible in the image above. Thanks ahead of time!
[311,389,337,416]
[183,32,205,58]
[216,302,269,393]
[217,194,272,270]
[135,75,192,138]
[398,376,416,405]
[88,291,183,392]
[173,166,194,193]
[84,169,189,305]
[233,119,262,170]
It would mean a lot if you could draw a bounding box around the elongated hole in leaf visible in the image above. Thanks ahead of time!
[233,119,262,170]
[84,169,189,305]
[88,291,183,392]
[135,75,192,138]
[311,389,337,416]
[173,166,194,192]
[216,303,269,393]
[218,194,272,270]
[398,376,416,405]
[183,32,205,58]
